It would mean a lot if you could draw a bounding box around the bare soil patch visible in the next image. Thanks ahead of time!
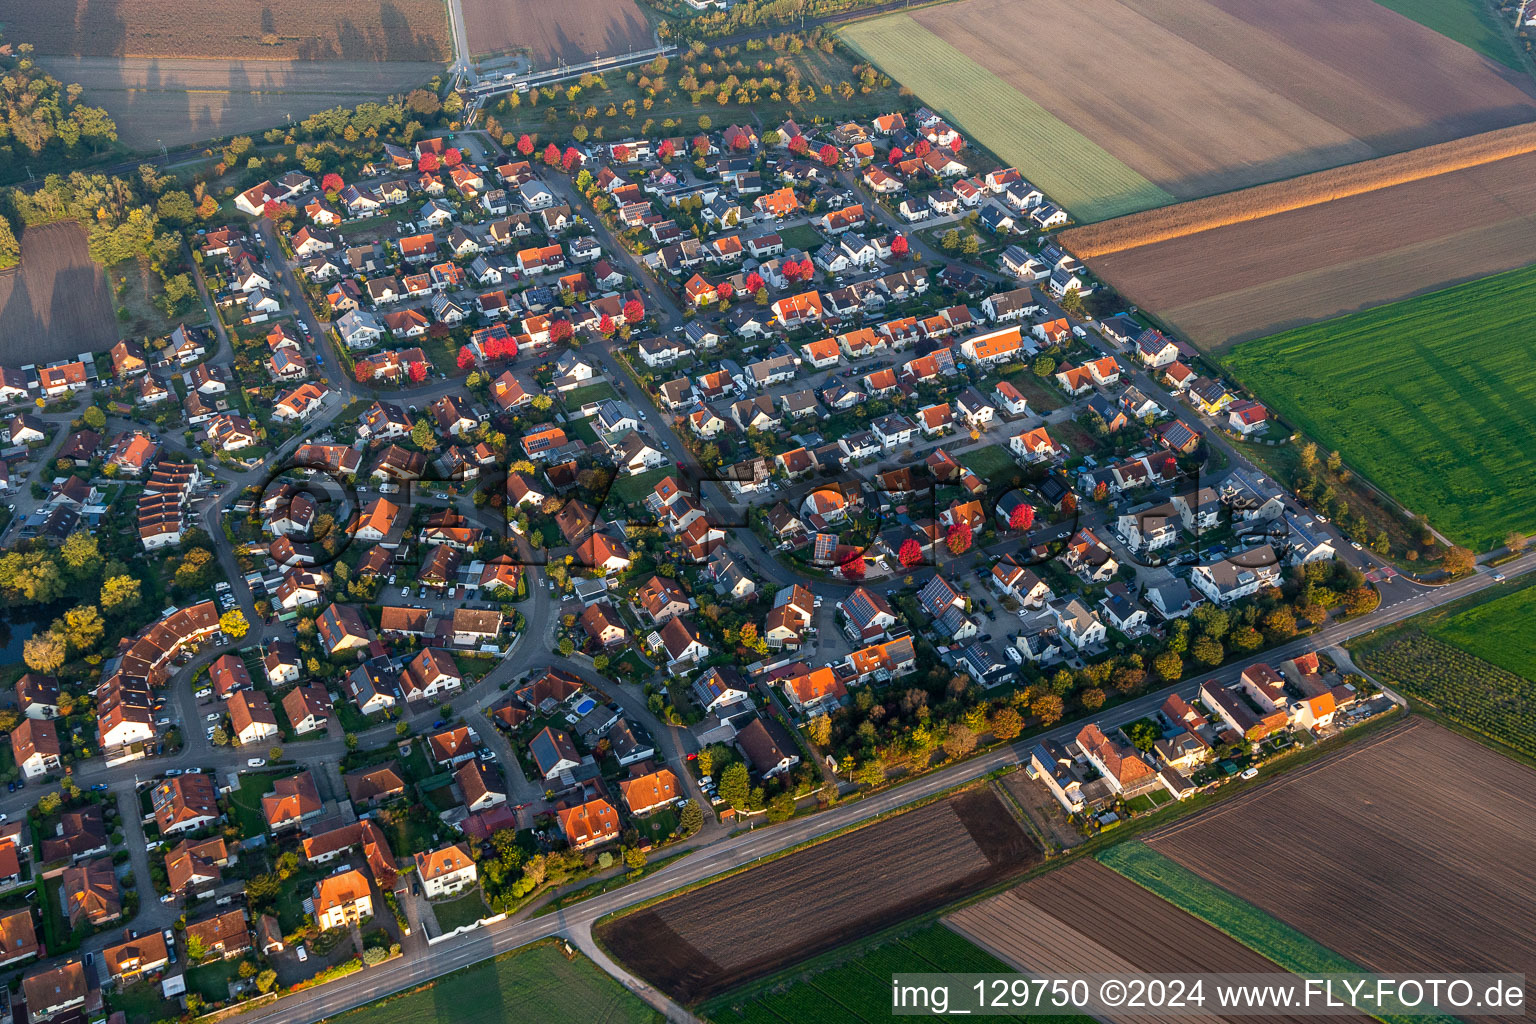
[36,57,440,150]
[0,222,117,364]
[596,789,1040,1003]
[1085,147,1536,349]
[7,0,446,61]
[950,861,1371,1024]
[910,0,1536,202]
[1145,720,1536,1014]
[461,0,654,64]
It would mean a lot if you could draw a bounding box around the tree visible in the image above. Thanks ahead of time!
[678,801,704,837]
[417,152,440,173]
[211,726,229,747]
[543,142,561,165]
[940,229,961,252]
[788,134,808,155]
[0,217,19,270]
[321,172,344,195]
[942,724,977,760]
[443,147,463,168]
[562,147,581,172]
[186,934,208,961]
[517,134,535,156]
[37,791,62,816]
[256,969,278,994]
[1229,624,1263,652]
[1152,650,1183,682]
[598,314,616,337]
[1031,693,1064,726]
[408,360,429,383]
[100,574,141,613]
[990,706,1023,741]
[658,138,676,160]
[220,610,249,639]
[889,234,909,258]
[1262,606,1297,640]
[81,406,106,430]
[716,282,734,303]
[898,538,923,568]
[946,521,972,555]
[1080,687,1106,710]
[245,872,282,903]
[456,345,476,370]
[23,631,66,674]
[623,298,645,323]
[550,319,574,345]
[60,606,104,653]
[1191,634,1223,666]
[743,272,764,295]
[1506,531,1528,554]
[839,553,865,580]
[1443,546,1476,575]
[818,143,839,166]
[60,532,101,577]
[718,762,750,810]
[805,714,832,746]
[411,419,439,451]
[1008,502,1035,531]
[269,746,284,761]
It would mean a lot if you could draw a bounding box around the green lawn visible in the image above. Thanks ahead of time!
[775,224,825,254]
[108,980,182,1024]
[706,923,1089,1024]
[841,15,1174,221]
[563,381,619,408]
[430,890,488,933]
[1223,265,1536,550]
[1097,844,1454,1024]
[1369,0,1518,67]
[331,942,659,1024]
[226,772,283,837]
[185,958,244,1002]
[610,467,672,507]
[957,443,1017,486]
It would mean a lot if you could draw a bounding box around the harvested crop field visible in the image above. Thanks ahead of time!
[1144,719,1536,1015]
[8,0,446,61]
[1087,147,1536,350]
[461,0,654,64]
[596,789,1040,1003]
[37,58,441,149]
[1220,263,1536,548]
[951,861,1371,1024]
[844,0,1535,219]
[0,222,117,364]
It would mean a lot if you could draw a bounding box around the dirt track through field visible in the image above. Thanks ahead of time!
[911,0,1536,203]
[37,57,441,149]
[597,789,1040,1002]
[461,0,654,64]
[0,222,117,364]
[1144,720,1536,1020]
[1085,146,1536,348]
[950,861,1370,1024]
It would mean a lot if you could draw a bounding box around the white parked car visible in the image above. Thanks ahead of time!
[1240,767,1258,780]
[206,713,222,723]
[296,944,308,962]
[247,758,266,768]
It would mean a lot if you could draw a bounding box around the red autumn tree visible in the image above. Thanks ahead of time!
[407,360,428,383]
[418,152,440,172]
[321,172,344,194]
[1009,502,1036,531]
[657,139,676,160]
[613,144,630,163]
[1062,492,1078,514]
[516,134,535,156]
[445,148,464,168]
[898,538,923,568]
[946,521,973,555]
[889,234,909,257]
[692,134,709,155]
[799,257,815,279]
[818,144,839,166]
[598,314,616,337]
[839,553,865,580]
[562,147,581,172]
[543,143,561,166]
[788,134,808,155]
[950,137,965,154]
[354,363,370,383]
[913,139,931,157]
[456,345,476,370]
[744,272,765,294]
[717,281,734,301]
[622,298,645,323]
[889,147,904,164]
[1093,480,1109,502]
[550,319,574,344]
[731,134,750,152]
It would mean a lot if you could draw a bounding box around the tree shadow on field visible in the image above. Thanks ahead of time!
[73,0,128,58]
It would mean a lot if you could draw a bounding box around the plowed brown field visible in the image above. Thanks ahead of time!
[911,0,1536,202]
[1145,721,1536,1011]
[0,222,116,363]
[950,861,1371,1024]
[461,0,654,64]
[597,789,1040,1002]
[1084,147,1536,350]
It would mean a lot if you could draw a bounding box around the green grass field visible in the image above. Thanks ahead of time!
[1430,580,1536,681]
[705,923,1089,1024]
[1223,265,1536,550]
[334,943,659,1024]
[430,890,489,933]
[1349,578,1536,759]
[958,443,1018,486]
[840,15,1173,221]
[1369,0,1518,68]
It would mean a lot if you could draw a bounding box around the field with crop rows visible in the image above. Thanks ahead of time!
[953,860,1373,1024]
[597,789,1040,1002]
[1429,580,1536,683]
[1140,720,1536,1024]
[839,14,1172,221]
[5,0,446,60]
[706,924,1088,1024]
[0,222,117,363]
[462,0,654,63]
[1221,264,1536,549]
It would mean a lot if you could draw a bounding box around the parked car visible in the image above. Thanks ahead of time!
[247,758,266,767]
[296,944,308,962]
[1240,766,1259,780]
